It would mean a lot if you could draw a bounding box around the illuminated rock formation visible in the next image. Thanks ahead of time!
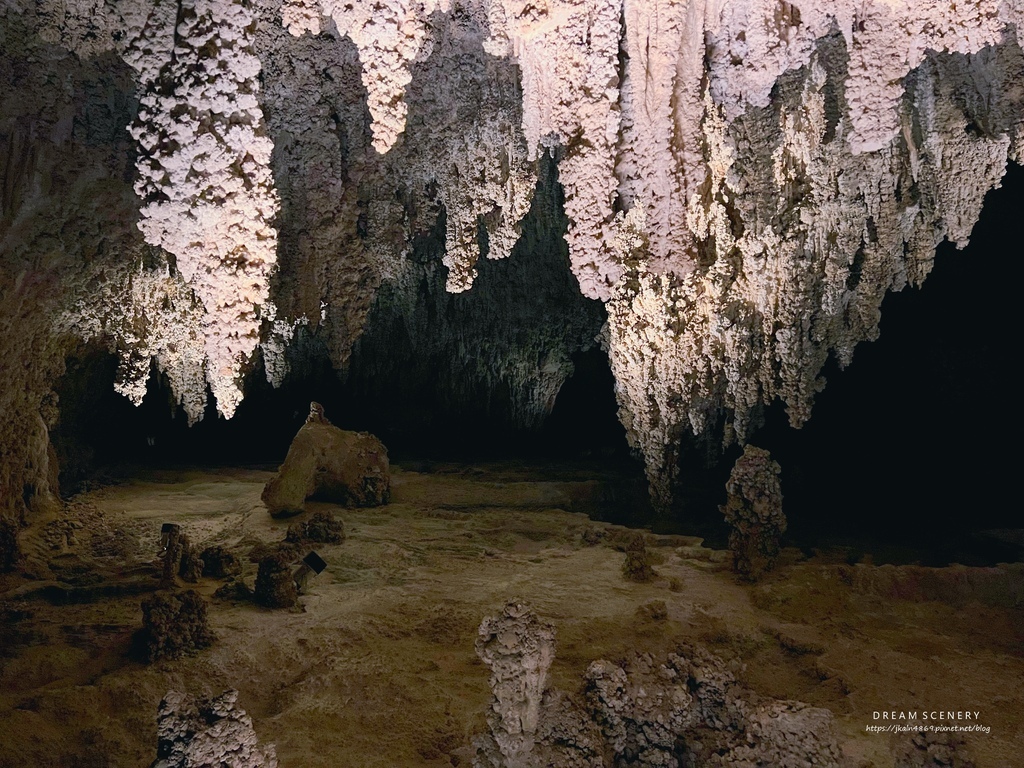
[151,689,278,768]
[126,0,280,419]
[262,416,391,517]
[3,0,1024,521]
[475,600,557,767]
[721,445,786,580]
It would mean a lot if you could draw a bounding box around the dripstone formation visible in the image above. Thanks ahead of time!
[3,0,1024,526]
[474,600,558,768]
[473,602,842,768]
[151,689,278,768]
[721,445,787,580]
[138,590,216,662]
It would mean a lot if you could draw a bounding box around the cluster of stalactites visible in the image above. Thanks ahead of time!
[605,27,1018,507]
[125,0,280,419]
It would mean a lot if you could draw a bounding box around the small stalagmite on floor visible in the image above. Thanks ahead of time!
[261,402,390,517]
[721,445,787,581]
[138,590,216,662]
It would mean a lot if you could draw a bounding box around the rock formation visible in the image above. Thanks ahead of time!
[583,650,842,767]
[891,730,976,768]
[286,510,346,545]
[3,0,1024,520]
[254,551,299,608]
[261,414,390,516]
[138,589,216,662]
[621,532,657,583]
[721,445,787,580]
[152,689,278,768]
[474,600,557,767]
[473,604,843,767]
[201,545,243,579]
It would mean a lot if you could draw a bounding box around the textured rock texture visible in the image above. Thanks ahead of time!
[3,0,1024,519]
[721,445,786,580]
[892,730,976,768]
[473,604,842,768]
[254,551,299,608]
[621,532,657,583]
[286,509,346,544]
[474,600,557,768]
[261,420,390,516]
[201,545,243,579]
[152,689,278,768]
[138,589,216,662]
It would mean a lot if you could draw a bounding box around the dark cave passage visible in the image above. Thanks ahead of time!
[51,158,630,483]
[676,162,1024,566]
[51,165,1024,566]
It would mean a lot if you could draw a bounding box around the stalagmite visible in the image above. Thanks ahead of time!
[151,690,278,768]
[474,600,557,767]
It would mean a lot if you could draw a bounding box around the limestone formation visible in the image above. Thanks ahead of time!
[621,532,657,583]
[152,689,278,768]
[138,590,216,663]
[4,0,1024,523]
[125,0,280,419]
[177,535,204,584]
[583,649,842,767]
[254,552,298,609]
[726,700,843,768]
[471,604,842,768]
[201,546,243,579]
[286,510,346,545]
[891,730,976,768]
[721,445,787,580]
[474,600,557,768]
[262,417,390,517]
[160,525,185,587]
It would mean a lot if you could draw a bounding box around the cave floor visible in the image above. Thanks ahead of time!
[1,463,1022,767]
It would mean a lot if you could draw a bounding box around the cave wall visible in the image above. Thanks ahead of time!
[2,0,1024,533]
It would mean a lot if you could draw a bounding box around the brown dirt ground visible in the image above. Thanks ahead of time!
[0,463,1021,767]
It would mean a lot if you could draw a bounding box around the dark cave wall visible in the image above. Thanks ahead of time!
[0,15,144,530]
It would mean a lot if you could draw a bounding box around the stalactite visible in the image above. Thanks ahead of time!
[127,0,280,418]
[6,0,1024,515]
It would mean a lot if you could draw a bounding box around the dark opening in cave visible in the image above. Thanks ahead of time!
[676,162,1024,566]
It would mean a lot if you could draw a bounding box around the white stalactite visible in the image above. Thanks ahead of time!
[127,0,280,418]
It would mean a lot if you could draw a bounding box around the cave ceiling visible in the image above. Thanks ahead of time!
[2,0,1023,514]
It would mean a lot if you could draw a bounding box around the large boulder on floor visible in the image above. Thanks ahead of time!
[262,420,390,518]
[152,689,278,768]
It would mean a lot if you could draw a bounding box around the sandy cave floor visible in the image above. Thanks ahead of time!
[1,463,1023,767]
